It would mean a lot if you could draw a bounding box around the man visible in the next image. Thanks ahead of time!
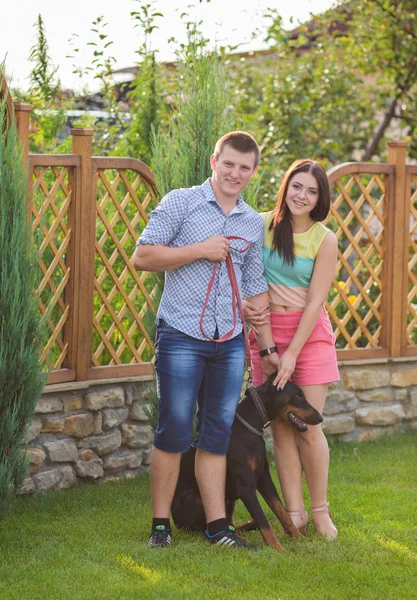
[134,131,279,549]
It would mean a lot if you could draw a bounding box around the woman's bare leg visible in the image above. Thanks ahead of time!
[297,383,337,538]
[270,419,307,529]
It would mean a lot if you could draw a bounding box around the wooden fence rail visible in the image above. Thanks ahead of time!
[13,104,417,387]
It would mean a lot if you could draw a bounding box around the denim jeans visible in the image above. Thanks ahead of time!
[154,320,245,454]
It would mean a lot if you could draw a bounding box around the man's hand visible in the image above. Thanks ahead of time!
[198,235,231,262]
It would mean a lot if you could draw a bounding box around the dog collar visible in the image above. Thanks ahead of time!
[235,412,264,437]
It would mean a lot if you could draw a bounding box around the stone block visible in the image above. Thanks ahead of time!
[355,404,405,427]
[323,391,357,416]
[343,369,390,391]
[129,402,150,422]
[396,389,409,401]
[84,386,125,411]
[63,413,94,438]
[44,439,78,462]
[128,449,143,469]
[357,426,399,442]
[33,468,62,492]
[391,368,417,387]
[321,415,355,435]
[121,424,153,448]
[17,476,36,495]
[328,380,342,391]
[35,397,63,414]
[63,397,83,412]
[404,389,417,420]
[102,407,129,431]
[142,448,152,465]
[76,453,103,479]
[79,449,94,461]
[102,472,138,484]
[41,416,65,433]
[125,384,134,405]
[102,451,138,473]
[357,388,394,403]
[77,430,122,456]
[27,447,46,473]
[25,418,42,443]
[57,466,77,489]
[93,412,103,434]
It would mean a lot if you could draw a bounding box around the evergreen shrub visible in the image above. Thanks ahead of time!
[0,89,46,519]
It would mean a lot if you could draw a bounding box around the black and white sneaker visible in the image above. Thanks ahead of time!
[147,525,172,548]
[204,526,259,550]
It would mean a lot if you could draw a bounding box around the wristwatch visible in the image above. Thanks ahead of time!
[259,346,278,358]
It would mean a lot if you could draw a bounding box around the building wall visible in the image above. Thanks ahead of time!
[20,359,417,495]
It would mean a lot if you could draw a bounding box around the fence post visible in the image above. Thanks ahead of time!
[14,102,33,218]
[13,102,31,162]
[385,141,408,357]
[71,128,95,381]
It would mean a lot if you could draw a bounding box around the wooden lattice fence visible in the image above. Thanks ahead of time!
[28,129,158,385]
[11,104,417,386]
[406,164,417,351]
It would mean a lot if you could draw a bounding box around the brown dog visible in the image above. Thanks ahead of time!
[171,377,323,551]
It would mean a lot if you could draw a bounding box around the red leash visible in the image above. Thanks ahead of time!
[199,235,253,382]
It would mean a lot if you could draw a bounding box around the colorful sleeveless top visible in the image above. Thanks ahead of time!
[261,211,331,307]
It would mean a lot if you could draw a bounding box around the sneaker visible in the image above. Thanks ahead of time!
[204,526,259,550]
[147,525,172,548]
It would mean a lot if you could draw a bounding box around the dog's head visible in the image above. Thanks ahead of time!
[256,376,323,432]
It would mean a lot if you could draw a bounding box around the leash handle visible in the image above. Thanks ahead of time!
[199,235,253,379]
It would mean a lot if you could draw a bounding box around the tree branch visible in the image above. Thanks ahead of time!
[364,98,398,160]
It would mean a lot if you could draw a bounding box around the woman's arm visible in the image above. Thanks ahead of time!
[275,231,338,389]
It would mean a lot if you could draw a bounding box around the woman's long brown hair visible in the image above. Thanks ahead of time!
[270,159,331,265]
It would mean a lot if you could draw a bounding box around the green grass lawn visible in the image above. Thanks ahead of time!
[1,431,416,600]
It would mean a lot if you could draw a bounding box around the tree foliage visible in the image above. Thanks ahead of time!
[14,15,70,153]
[151,40,235,195]
[11,1,417,202]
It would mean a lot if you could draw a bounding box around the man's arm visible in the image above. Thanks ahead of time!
[133,235,231,272]
[133,187,231,272]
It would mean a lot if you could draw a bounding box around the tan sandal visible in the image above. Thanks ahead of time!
[311,503,338,540]
[285,508,310,535]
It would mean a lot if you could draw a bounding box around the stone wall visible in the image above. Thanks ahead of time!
[323,360,417,441]
[20,359,417,495]
[19,378,155,495]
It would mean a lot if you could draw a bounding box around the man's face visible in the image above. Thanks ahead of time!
[210,145,258,198]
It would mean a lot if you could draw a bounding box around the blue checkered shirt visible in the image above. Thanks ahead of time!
[136,179,268,340]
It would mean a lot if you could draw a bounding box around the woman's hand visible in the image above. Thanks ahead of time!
[243,299,270,335]
[261,353,280,378]
[274,349,297,389]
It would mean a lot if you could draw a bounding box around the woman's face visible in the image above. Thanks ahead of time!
[285,171,319,217]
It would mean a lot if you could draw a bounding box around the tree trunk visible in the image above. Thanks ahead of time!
[364,98,397,160]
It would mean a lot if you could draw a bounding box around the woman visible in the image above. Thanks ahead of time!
[245,159,339,539]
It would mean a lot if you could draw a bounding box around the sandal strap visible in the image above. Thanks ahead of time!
[287,508,307,517]
[311,503,330,513]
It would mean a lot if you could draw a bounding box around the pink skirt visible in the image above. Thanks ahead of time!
[249,308,340,387]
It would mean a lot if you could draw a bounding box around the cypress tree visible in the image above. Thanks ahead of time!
[0,87,46,519]
[151,42,235,195]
